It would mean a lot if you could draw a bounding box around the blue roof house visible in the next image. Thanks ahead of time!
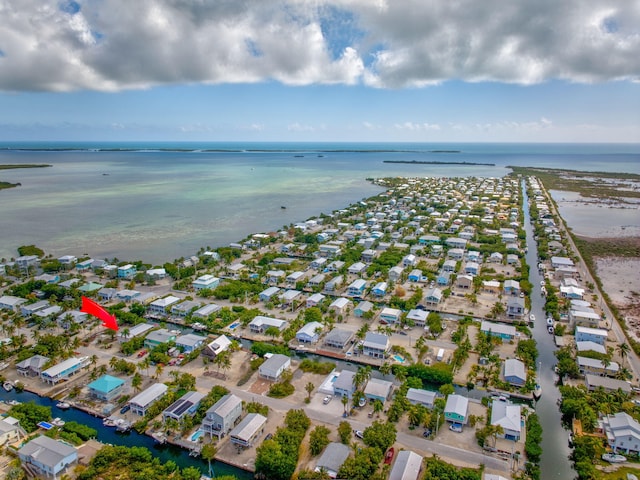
[372,282,387,297]
[437,271,451,286]
[408,269,422,282]
[88,374,125,401]
[347,279,367,297]
[117,264,137,279]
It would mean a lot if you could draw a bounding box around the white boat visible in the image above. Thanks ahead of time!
[116,421,131,432]
[103,416,118,427]
[52,417,65,427]
[3,381,13,392]
[358,397,366,407]
[6,399,20,406]
[602,453,627,463]
[56,401,71,410]
[533,384,542,400]
[529,314,535,322]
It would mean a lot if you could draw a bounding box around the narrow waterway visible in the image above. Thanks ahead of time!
[0,389,252,479]
[522,179,575,479]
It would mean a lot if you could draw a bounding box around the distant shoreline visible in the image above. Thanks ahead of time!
[0,163,51,191]
[383,159,495,166]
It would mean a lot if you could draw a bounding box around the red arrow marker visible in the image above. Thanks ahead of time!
[80,296,119,331]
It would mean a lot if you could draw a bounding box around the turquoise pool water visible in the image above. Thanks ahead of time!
[393,355,405,363]
[190,430,203,442]
[330,375,338,383]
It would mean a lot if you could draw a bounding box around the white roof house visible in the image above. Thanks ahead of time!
[249,316,289,333]
[575,326,608,345]
[406,388,437,409]
[118,323,154,342]
[364,378,393,402]
[406,309,428,326]
[0,295,27,311]
[230,413,267,448]
[576,341,607,355]
[389,450,423,480]
[40,356,89,385]
[491,402,522,440]
[202,334,232,359]
[444,394,469,424]
[17,435,77,479]
[504,358,527,386]
[296,321,323,344]
[192,274,220,291]
[601,412,640,454]
[258,354,291,381]
[129,383,168,416]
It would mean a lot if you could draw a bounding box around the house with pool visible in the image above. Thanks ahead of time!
[202,393,243,439]
[162,390,205,423]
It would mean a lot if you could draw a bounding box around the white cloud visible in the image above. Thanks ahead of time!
[287,122,315,132]
[0,0,638,92]
[394,122,441,131]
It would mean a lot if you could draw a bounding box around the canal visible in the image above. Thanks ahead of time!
[521,179,575,479]
[0,389,253,479]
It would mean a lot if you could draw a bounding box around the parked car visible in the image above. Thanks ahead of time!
[120,404,130,414]
[137,349,147,358]
[323,395,332,404]
[449,423,463,433]
[354,430,364,439]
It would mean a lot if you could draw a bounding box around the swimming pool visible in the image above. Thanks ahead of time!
[37,421,53,430]
[190,430,204,442]
[228,322,240,330]
[330,375,338,383]
[393,355,405,363]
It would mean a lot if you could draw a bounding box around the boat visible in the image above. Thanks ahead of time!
[52,417,65,427]
[116,421,131,432]
[281,206,286,209]
[191,322,206,331]
[602,453,627,463]
[103,416,118,427]
[384,447,395,465]
[152,431,167,444]
[529,314,535,322]
[533,384,542,400]
[358,397,366,407]
[3,381,13,392]
[6,399,20,406]
[56,401,71,410]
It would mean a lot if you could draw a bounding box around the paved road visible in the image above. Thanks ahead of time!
[196,374,511,474]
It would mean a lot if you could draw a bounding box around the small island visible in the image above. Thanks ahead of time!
[383,159,495,166]
[0,163,51,191]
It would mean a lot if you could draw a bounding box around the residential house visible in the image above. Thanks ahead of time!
[323,328,353,350]
[347,279,367,297]
[483,280,501,294]
[504,359,527,386]
[444,394,469,424]
[408,269,423,282]
[361,249,376,263]
[406,388,437,409]
[75,259,93,271]
[56,311,88,330]
[202,393,243,439]
[306,293,326,308]
[491,402,522,441]
[570,309,601,328]
[389,450,423,480]
[296,322,323,344]
[363,378,393,402]
[15,255,39,270]
[259,286,280,302]
[16,354,50,377]
[442,259,457,272]
[310,257,327,270]
[448,248,465,260]
[457,274,473,289]
[0,418,21,446]
[146,268,167,280]
[116,289,141,302]
[503,279,520,296]
[248,316,289,334]
[324,275,344,293]
[406,309,428,327]
[20,300,50,317]
[348,262,367,275]
[354,300,374,318]
[577,356,619,377]
[148,295,181,316]
[193,303,221,319]
[34,273,60,284]
[372,282,388,297]
[266,270,285,284]
[201,335,232,360]
[117,323,154,343]
[144,329,176,349]
[480,320,516,340]
[229,413,267,448]
[601,412,640,455]
[333,370,356,398]
[176,333,207,353]
[436,271,451,286]
[258,354,291,381]
[280,289,302,306]
[379,307,401,325]
[362,332,390,359]
[388,266,404,282]
[163,391,205,423]
[551,256,575,269]
[464,262,480,276]
[87,375,125,401]
[314,442,350,479]
[128,383,168,416]
[117,264,137,279]
[576,341,607,355]
[18,435,77,479]
[489,252,504,264]
[0,295,27,312]
[424,287,443,305]
[192,274,220,291]
[506,254,519,265]
[326,260,345,273]
[575,326,608,346]
[286,271,305,286]
[586,375,632,394]
[307,274,326,289]
[506,297,525,318]
[561,285,585,300]
[171,300,200,317]
[41,356,89,385]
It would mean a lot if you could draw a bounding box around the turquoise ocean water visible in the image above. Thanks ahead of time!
[1,142,638,264]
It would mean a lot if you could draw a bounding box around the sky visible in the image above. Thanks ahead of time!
[0,0,639,143]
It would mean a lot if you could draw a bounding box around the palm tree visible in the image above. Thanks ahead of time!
[305,382,315,401]
[353,366,372,391]
[201,442,218,477]
[373,399,384,418]
[352,390,366,409]
[618,342,630,367]
[132,372,142,392]
[341,395,349,415]
[379,362,392,378]
[155,363,164,380]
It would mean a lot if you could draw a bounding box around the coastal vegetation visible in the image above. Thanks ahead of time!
[0,164,51,191]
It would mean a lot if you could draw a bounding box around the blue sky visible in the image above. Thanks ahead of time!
[0,0,638,143]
